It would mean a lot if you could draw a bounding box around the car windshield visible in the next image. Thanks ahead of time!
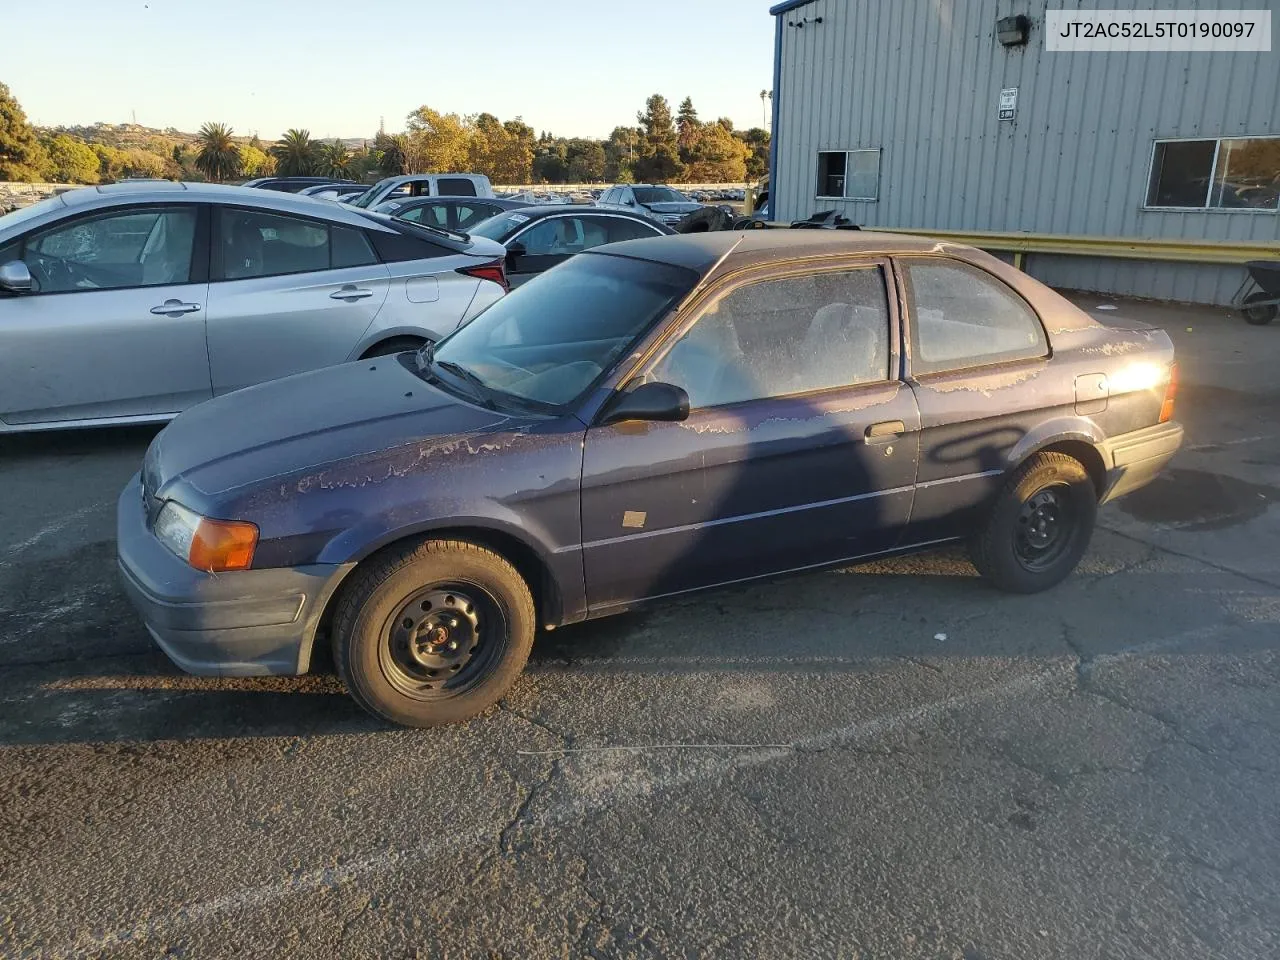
[347,178,398,208]
[468,211,531,242]
[0,195,66,237]
[633,187,689,204]
[429,252,696,408]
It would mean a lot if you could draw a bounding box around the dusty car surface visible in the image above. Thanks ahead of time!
[117,230,1182,727]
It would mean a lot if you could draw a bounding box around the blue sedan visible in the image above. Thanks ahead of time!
[118,230,1183,726]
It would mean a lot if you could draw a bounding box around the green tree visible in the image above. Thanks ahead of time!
[0,82,51,181]
[685,122,750,183]
[319,140,351,179]
[635,94,683,182]
[405,107,472,172]
[374,132,408,175]
[532,141,568,183]
[120,148,166,179]
[194,122,242,182]
[676,97,700,159]
[43,134,100,184]
[271,129,319,177]
[565,138,606,182]
[604,126,639,182]
[239,144,274,177]
[738,127,770,179]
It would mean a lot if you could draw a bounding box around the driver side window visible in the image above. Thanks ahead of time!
[21,207,198,294]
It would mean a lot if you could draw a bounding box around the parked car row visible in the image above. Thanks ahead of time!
[0,182,508,431]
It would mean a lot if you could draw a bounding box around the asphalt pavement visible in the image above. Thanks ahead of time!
[1,295,1277,960]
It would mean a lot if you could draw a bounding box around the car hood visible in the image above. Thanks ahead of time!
[642,201,702,214]
[146,357,515,503]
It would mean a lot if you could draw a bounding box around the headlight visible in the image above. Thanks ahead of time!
[154,501,258,573]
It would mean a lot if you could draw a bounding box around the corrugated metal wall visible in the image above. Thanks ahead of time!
[773,0,1279,304]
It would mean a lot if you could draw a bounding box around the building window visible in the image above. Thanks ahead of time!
[1147,136,1280,211]
[817,149,880,200]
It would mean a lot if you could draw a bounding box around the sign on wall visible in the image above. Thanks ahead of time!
[999,87,1018,121]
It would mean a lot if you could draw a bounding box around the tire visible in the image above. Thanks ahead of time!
[969,452,1097,594]
[1242,292,1277,326]
[332,539,536,727]
[674,206,734,233]
[361,336,427,359]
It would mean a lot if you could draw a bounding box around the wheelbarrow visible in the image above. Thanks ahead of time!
[1232,260,1280,326]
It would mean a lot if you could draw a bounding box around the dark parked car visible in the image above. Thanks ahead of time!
[118,231,1182,727]
[597,184,703,226]
[468,205,671,286]
[372,196,532,232]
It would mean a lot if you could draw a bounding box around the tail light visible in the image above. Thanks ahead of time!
[1159,362,1178,423]
[457,260,509,293]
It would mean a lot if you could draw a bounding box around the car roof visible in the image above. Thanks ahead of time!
[511,204,654,219]
[55,181,401,231]
[591,229,957,275]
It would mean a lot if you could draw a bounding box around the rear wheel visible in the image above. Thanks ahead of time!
[1242,292,1277,326]
[361,336,427,359]
[970,452,1097,594]
[332,539,535,727]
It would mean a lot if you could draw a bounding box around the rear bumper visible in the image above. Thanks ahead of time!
[1098,421,1183,504]
[116,474,354,676]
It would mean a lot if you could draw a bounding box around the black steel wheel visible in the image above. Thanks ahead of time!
[970,452,1097,593]
[1013,485,1074,573]
[332,539,535,727]
[380,585,505,701]
[1242,292,1277,326]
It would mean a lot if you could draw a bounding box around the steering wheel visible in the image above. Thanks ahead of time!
[28,255,79,292]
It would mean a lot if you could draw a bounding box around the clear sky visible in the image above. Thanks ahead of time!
[6,0,777,139]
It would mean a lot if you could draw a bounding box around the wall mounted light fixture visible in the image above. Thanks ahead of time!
[996,14,1030,46]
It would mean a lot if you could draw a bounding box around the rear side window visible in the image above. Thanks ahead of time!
[605,217,661,242]
[902,259,1048,375]
[218,209,383,280]
[367,228,450,263]
[331,225,378,268]
[437,177,478,197]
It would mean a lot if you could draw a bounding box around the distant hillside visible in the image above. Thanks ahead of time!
[39,122,369,153]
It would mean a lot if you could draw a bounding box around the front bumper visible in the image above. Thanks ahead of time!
[116,474,354,676]
[1098,420,1184,504]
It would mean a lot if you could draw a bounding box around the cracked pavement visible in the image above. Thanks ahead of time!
[1,297,1278,959]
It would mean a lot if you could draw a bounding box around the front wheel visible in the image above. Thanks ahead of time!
[969,452,1097,594]
[332,539,535,727]
[1242,292,1277,326]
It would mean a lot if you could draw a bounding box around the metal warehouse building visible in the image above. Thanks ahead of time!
[766,0,1280,305]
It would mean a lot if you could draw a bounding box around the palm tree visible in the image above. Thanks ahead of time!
[375,132,409,176]
[271,129,318,177]
[319,140,351,179]
[194,122,242,183]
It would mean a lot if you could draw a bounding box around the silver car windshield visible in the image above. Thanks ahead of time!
[429,253,696,409]
[0,195,66,237]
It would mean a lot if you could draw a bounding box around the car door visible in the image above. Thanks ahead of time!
[0,203,212,425]
[579,261,921,612]
[203,206,390,394]
[896,256,1053,543]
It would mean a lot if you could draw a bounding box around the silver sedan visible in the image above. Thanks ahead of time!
[0,182,508,433]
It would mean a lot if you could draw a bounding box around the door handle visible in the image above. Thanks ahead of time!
[865,420,905,442]
[150,300,201,316]
[330,286,374,301]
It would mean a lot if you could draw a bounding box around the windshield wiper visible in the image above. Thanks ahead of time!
[434,359,498,409]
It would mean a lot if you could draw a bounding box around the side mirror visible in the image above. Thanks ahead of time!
[505,241,526,266]
[601,381,690,426]
[0,260,33,294]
